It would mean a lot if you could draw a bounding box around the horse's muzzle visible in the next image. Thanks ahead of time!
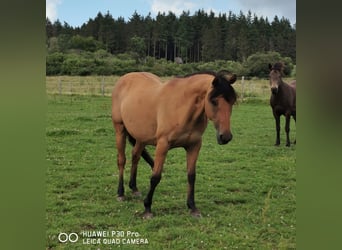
[217,132,233,145]
[271,87,278,94]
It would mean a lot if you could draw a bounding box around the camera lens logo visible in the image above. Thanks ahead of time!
[58,233,79,243]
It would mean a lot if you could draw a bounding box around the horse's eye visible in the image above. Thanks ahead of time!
[211,99,218,106]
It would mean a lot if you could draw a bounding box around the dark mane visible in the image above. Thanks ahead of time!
[270,62,285,75]
[177,70,237,104]
[178,70,217,78]
[209,70,237,104]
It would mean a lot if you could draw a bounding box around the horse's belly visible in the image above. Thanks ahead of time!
[125,122,157,145]
[121,100,158,144]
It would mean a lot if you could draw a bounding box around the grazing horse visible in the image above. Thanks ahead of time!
[269,62,296,146]
[111,70,237,218]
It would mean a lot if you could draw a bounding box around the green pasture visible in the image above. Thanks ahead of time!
[46,80,296,249]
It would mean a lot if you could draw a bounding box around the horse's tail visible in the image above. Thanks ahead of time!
[127,133,154,169]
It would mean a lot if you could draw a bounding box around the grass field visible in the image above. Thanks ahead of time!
[46,78,296,249]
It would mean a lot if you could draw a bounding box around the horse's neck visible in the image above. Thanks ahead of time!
[158,78,210,136]
[181,77,213,122]
[278,80,288,91]
[183,76,213,100]
[273,80,295,106]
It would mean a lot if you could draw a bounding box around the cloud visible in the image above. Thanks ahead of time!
[149,0,296,24]
[237,0,296,24]
[150,0,197,15]
[46,0,62,21]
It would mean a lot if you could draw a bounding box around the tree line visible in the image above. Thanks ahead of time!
[46,9,296,77]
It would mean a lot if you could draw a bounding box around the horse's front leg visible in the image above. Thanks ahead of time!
[129,142,145,196]
[114,123,126,201]
[285,113,291,147]
[143,138,169,219]
[273,111,280,146]
[185,141,202,217]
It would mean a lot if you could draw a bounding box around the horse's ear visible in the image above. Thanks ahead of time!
[273,62,284,72]
[225,73,237,85]
[217,70,237,85]
[268,63,273,71]
[212,77,220,88]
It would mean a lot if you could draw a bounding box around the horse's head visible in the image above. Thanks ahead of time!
[205,70,237,145]
[269,62,284,94]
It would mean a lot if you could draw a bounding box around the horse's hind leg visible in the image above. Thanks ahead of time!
[143,139,168,219]
[114,123,127,201]
[293,113,296,144]
[129,142,145,196]
[128,134,154,169]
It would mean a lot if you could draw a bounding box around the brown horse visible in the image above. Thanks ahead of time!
[269,62,296,146]
[112,70,237,218]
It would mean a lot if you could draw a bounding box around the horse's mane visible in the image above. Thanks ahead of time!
[178,70,237,104]
[179,70,217,78]
[270,62,285,75]
[210,70,237,104]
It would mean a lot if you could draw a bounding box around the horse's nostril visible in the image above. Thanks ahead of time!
[219,133,233,144]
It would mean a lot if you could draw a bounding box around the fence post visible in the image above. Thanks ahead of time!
[70,79,73,95]
[101,76,105,96]
[58,77,62,95]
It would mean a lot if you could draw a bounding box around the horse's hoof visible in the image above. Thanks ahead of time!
[132,191,142,197]
[142,212,153,219]
[190,210,202,218]
[285,143,290,147]
[117,196,125,202]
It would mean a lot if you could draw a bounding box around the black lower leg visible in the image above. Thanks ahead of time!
[144,175,161,213]
[285,131,290,146]
[117,177,124,197]
[293,114,296,144]
[129,165,138,192]
[141,149,154,169]
[285,116,290,146]
[129,144,142,192]
[275,125,280,145]
[187,173,196,211]
[129,178,137,192]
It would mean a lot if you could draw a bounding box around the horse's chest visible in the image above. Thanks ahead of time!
[166,119,205,146]
[271,95,292,115]
[169,129,203,147]
[273,105,285,114]
[272,102,293,115]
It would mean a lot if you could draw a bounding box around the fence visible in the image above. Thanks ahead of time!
[46,75,277,101]
[46,76,120,97]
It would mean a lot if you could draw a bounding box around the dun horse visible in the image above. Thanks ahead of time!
[112,70,237,218]
[269,62,296,146]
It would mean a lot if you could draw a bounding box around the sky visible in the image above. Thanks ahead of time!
[46,0,296,28]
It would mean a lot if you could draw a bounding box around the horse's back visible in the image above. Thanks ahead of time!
[288,80,296,104]
[113,72,161,100]
[112,72,161,97]
[290,80,296,111]
[112,72,162,142]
